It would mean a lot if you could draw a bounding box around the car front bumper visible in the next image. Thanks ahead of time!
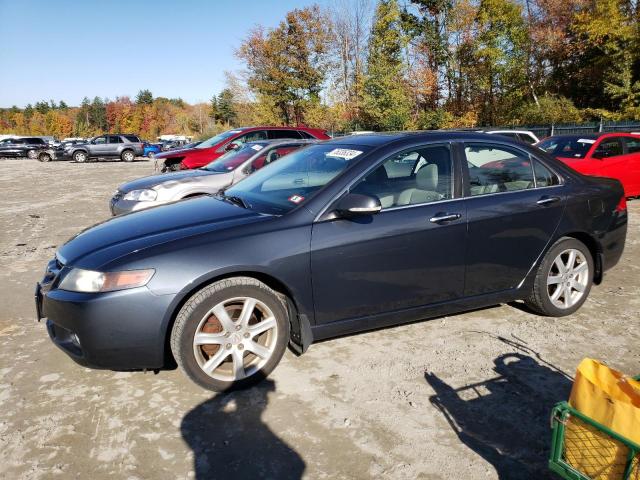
[36,280,175,370]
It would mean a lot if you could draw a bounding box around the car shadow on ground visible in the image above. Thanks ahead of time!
[181,379,305,480]
[426,338,572,480]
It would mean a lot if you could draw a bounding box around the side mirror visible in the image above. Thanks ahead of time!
[335,193,382,218]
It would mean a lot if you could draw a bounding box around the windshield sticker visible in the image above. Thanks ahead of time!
[288,194,305,204]
[327,148,363,160]
[251,144,264,151]
[578,139,596,144]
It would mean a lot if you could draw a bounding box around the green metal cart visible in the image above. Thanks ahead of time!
[549,375,640,480]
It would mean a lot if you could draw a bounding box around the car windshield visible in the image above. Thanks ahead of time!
[224,143,369,215]
[537,136,596,159]
[202,143,266,172]
[195,130,245,149]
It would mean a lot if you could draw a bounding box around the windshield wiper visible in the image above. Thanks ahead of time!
[217,192,249,209]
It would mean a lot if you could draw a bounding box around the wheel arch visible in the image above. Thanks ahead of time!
[161,269,311,367]
[561,231,603,284]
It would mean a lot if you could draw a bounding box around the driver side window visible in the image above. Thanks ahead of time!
[93,136,106,145]
[351,145,452,209]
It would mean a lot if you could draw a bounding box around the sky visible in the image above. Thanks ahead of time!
[0,0,325,107]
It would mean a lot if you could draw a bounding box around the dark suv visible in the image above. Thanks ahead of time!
[65,134,144,163]
[0,137,48,158]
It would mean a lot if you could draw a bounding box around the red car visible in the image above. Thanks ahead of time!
[155,126,330,171]
[537,133,640,197]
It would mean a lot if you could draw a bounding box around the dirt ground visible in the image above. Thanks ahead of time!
[0,158,638,480]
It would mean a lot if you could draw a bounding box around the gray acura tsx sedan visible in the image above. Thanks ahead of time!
[37,132,627,392]
[110,139,316,215]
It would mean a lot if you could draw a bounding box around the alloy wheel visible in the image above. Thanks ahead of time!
[192,296,278,381]
[546,248,589,309]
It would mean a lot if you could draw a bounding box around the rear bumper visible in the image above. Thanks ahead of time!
[601,211,627,272]
[37,283,175,370]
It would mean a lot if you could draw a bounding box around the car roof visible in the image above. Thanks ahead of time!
[322,130,517,147]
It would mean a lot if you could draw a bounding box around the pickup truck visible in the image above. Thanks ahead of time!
[66,134,144,163]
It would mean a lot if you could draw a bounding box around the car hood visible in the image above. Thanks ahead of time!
[118,169,222,192]
[58,196,269,269]
[155,147,200,159]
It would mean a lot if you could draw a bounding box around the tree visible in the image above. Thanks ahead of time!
[89,97,107,132]
[237,5,333,124]
[361,0,411,130]
[35,100,50,114]
[135,89,154,105]
[209,95,219,121]
[58,100,68,110]
[217,89,237,125]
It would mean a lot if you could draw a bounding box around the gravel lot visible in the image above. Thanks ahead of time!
[0,158,638,480]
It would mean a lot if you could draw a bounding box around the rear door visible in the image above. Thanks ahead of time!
[621,137,640,196]
[107,135,123,156]
[311,143,467,324]
[463,142,565,296]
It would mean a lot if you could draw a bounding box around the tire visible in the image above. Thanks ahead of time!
[168,162,181,171]
[147,151,155,159]
[524,237,594,317]
[171,277,289,392]
[121,150,135,162]
[38,151,52,162]
[73,150,88,163]
[26,149,38,159]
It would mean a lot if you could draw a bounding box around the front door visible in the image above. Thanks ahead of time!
[463,142,565,296]
[311,143,467,325]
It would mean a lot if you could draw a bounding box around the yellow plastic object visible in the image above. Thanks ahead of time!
[565,359,640,479]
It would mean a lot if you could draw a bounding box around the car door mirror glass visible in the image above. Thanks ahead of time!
[335,193,382,218]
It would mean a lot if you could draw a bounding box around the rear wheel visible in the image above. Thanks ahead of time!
[73,151,88,163]
[525,237,593,316]
[171,277,289,391]
[121,150,135,162]
[147,151,155,158]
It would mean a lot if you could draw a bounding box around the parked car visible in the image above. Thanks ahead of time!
[53,140,85,160]
[143,142,163,158]
[111,139,315,215]
[0,137,48,158]
[536,133,640,197]
[154,126,331,171]
[36,132,627,391]
[65,134,144,163]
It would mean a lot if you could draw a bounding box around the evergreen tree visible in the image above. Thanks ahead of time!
[217,89,237,125]
[362,0,411,130]
[89,97,107,131]
[135,89,154,105]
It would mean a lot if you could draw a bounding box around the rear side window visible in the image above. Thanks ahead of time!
[12,139,24,144]
[465,144,534,195]
[298,131,315,139]
[108,135,123,143]
[624,137,640,154]
[26,138,45,145]
[533,159,560,187]
[594,138,623,158]
[269,130,302,140]
[123,135,140,142]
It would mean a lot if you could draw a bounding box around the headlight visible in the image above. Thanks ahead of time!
[123,189,157,201]
[59,268,155,293]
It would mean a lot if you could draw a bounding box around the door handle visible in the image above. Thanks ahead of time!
[536,196,561,206]
[429,213,462,224]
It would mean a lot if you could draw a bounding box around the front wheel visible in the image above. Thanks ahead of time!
[38,151,52,162]
[121,150,135,162]
[147,151,155,158]
[27,149,38,159]
[525,237,594,316]
[171,277,289,391]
